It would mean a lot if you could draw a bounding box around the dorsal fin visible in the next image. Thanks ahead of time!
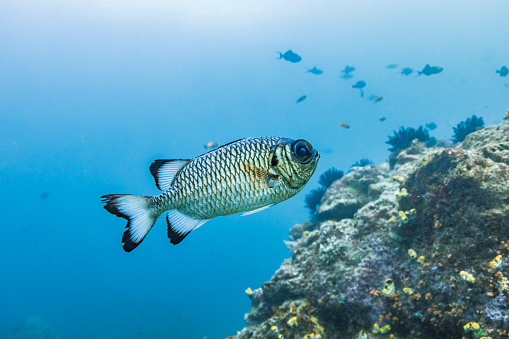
[166,210,210,245]
[149,159,190,191]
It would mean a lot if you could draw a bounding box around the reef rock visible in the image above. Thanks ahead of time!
[233,119,509,339]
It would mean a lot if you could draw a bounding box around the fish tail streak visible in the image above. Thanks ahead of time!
[101,194,157,252]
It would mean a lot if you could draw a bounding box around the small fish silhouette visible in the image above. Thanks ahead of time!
[342,65,355,74]
[307,66,323,75]
[296,95,307,104]
[425,122,437,130]
[373,96,384,103]
[338,122,350,129]
[418,64,443,76]
[204,141,219,149]
[352,81,366,89]
[386,63,398,69]
[341,73,353,79]
[400,68,413,76]
[379,116,386,122]
[496,66,508,77]
[276,50,302,63]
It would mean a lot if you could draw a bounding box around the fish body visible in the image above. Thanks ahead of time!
[204,141,218,149]
[277,50,302,63]
[496,66,508,77]
[400,67,413,76]
[296,95,307,103]
[418,64,443,76]
[308,66,323,75]
[102,137,320,251]
[338,122,350,129]
[386,63,398,69]
[379,116,386,122]
[373,96,384,103]
[341,73,353,79]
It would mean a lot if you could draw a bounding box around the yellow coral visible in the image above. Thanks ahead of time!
[403,287,414,295]
[245,287,253,296]
[393,176,405,183]
[388,216,396,222]
[287,316,298,326]
[379,325,391,334]
[459,270,475,283]
[490,255,502,269]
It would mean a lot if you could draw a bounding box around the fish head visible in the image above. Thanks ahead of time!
[270,138,320,189]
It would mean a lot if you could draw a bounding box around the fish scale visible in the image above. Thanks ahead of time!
[101,136,319,251]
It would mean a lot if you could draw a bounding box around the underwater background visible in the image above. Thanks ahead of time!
[1,0,508,338]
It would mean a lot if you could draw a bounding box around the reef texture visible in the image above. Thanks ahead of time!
[232,120,509,339]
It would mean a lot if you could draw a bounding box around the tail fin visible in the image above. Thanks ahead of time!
[276,51,283,59]
[101,194,158,252]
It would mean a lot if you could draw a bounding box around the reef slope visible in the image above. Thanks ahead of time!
[233,121,509,339]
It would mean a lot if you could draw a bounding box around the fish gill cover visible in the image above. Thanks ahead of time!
[231,112,509,339]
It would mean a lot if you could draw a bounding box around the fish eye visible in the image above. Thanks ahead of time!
[291,139,313,164]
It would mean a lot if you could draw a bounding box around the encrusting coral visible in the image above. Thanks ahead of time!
[231,113,509,339]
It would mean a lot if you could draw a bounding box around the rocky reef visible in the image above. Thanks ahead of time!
[232,118,509,339]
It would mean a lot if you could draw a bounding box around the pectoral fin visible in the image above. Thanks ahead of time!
[241,162,280,188]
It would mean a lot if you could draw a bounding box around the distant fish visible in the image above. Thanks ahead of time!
[496,66,508,77]
[204,141,218,149]
[342,65,355,74]
[341,73,353,79]
[40,192,49,200]
[102,137,320,251]
[425,122,437,130]
[368,94,377,101]
[276,50,302,63]
[307,66,323,75]
[400,68,413,76]
[379,116,386,122]
[338,122,350,129]
[352,81,366,89]
[352,80,366,97]
[386,63,398,69]
[296,95,307,104]
[418,64,443,76]
[373,96,384,103]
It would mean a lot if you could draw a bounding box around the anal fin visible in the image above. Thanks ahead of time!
[240,204,274,216]
[166,210,210,245]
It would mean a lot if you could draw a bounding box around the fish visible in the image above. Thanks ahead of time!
[296,95,307,104]
[496,66,508,77]
[400,67,413,76]
[307,66,323,75]
[408,249,417,258]
[373,96,384,103]
[382,278,395,297]
[418,64,443,76]
[340,73,353,79]
[342,65,355,74]
[338,122,350,129]
[379,116,386,122]
[425,122,437,130]
[386,63,398,69]
[276,50,302,63]
[204,141,218,149]
[352,80,366,89]
[101,137,320,251]
[40,192,49,200]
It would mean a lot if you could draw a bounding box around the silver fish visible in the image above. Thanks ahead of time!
[102,136,320,251]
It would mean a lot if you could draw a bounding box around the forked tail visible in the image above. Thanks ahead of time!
[101,194,159,252]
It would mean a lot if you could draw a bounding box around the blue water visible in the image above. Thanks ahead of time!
[1,1,508,338]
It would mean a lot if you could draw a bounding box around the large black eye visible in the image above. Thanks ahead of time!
[292,139,313,163]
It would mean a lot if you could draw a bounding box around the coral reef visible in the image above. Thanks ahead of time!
[386,126,431,152]
[233,117,509,339]
[305,168,344,215]
[351,158,374,169]
[8,317,58,339]
[452,115,485,143]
